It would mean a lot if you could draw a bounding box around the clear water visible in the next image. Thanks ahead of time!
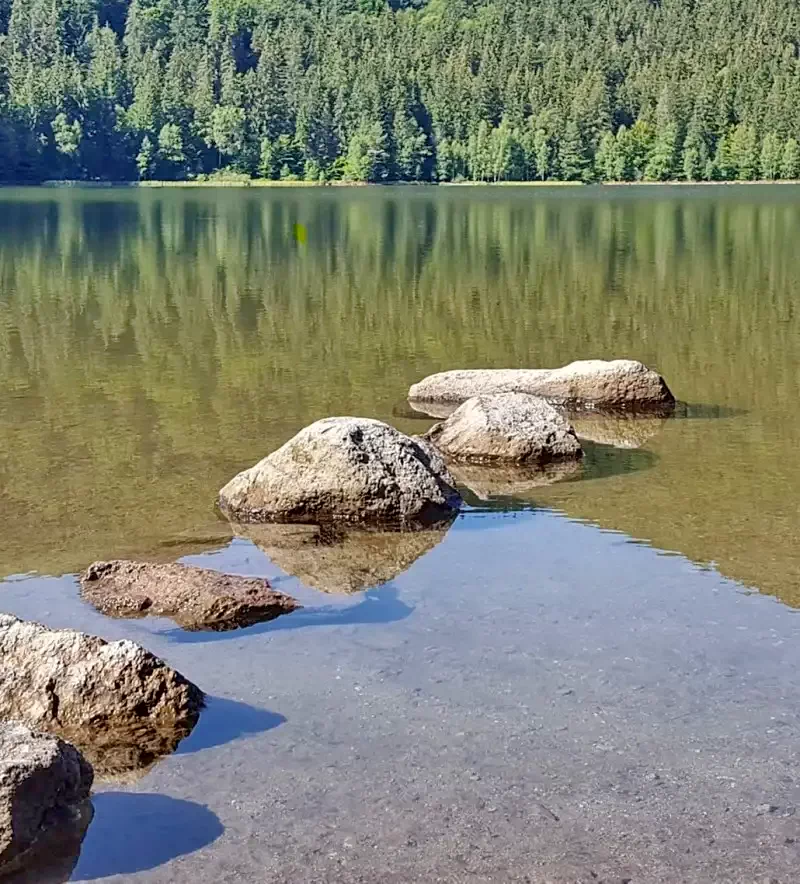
[1,185,800,882]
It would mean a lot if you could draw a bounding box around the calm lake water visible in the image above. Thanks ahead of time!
[2,185,800,882]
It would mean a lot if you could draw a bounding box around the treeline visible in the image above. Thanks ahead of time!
[3,0,800,183]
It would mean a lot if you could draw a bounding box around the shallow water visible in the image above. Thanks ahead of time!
[1,185,800,881]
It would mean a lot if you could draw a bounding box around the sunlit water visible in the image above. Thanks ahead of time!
[1,185,800,882]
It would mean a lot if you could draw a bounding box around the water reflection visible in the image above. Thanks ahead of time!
[168,585,414,644]
[234,521,454,594]
[2,800,92,883]
[0,187,799,603]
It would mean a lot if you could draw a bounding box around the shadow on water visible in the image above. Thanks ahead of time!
[71,792,223,881]
[672,401,747,420]
[165,584,414,645]
[176,696,286,754]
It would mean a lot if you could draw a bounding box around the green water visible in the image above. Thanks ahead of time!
[1,184,799,603]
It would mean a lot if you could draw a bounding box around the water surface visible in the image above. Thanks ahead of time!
[1,185,800,881]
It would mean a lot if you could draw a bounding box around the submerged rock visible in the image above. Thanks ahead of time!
[235,520,454,594]
[80,560,299,632]
[425,393,583,466]
[0,615,204,778]
[219,417,461,526]
[409,359,674,412]
[0,722,93,880]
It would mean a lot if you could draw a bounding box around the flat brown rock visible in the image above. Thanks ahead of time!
[80,560,299,632]
[0,615,204,778]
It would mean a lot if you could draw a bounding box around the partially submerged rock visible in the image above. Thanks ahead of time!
[219,417,462,526]
[0,615,204,778]
[425,393,583,466]
[0,722,93,880]
[409,359,674,412]
[236,520,454,594]
[80,560,299,632]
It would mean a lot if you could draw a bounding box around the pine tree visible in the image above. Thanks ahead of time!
[779,138,800,180]
[558,120,590,181]
[760,132,782,180]
[136,135,154,180]
[532,128,551,181]
[343,121,389,182]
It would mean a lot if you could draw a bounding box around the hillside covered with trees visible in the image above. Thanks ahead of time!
[2,0,800,183]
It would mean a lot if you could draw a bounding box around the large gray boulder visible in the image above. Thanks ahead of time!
[0,615,204,778]
[219,417,462,526]
[409,359,674,412]
[426,393,583,466]
[0,722,93,879]
[80,560,299,632]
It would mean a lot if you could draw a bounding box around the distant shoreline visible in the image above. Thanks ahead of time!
[2,178,800,189]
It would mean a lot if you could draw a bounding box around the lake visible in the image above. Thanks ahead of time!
[1,185,800,882]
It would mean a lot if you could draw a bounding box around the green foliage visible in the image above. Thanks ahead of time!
[344,121,389,182]
[780,138,800,180]
[2,0,800,182]
[136,134,154,179]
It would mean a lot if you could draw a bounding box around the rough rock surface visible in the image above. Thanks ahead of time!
[426,393,583,466]
[236,520,454,594]
[409,359,674,412]
[219,417,461,526]
[80,560,299,632]
[0,615,204,777]
[0,722,93,878]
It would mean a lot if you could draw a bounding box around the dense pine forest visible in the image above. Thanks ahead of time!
[2,0,800,182]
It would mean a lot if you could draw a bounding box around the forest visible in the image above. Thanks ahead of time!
[2,0,800,183]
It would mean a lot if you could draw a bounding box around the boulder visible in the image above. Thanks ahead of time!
[0,615,204,778]
[236,519,454,594]
[409,359,674,412]
[219,417,461,526]
[0,722,93,880]
[80,560,300,632]
[425,393,583,466]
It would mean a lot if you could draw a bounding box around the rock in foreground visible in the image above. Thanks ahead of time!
[409,359,674,412]
[236,519,455,594]
[0,615,203,777]
[80,560,299,632]
[219,417,462,526]
[0,722,93,879]
[426,393,583,466]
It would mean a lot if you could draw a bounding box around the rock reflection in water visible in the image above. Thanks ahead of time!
[234,520,455,594]
[450,460,583,503]
[2,800,93,884]
[61,721,198,784]
[568,412,668,449]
